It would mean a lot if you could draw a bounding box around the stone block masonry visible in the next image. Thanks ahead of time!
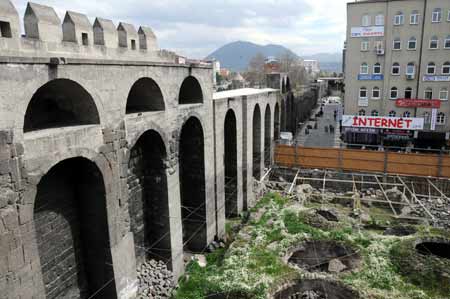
[0,1,280,298]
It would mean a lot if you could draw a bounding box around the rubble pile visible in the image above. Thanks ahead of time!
[137,260,174,299]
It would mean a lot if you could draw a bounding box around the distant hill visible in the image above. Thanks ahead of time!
[207,41,342,73]
[206,41,299,71]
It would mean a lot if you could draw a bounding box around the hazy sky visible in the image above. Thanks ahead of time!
[13,0,350,58]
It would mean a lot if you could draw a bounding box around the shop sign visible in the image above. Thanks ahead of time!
[431,108,437,131]
[342,115,424,130]
[396,98,441,108]
[357,74,384,81]
[344,127,378,134]
[423,75,450,82]
[358,98,369,107]
[351,26,384,38]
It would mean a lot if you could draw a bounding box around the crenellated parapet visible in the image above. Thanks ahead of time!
[0,0,184,64]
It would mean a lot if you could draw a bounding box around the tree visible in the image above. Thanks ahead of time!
[246,53,266,87]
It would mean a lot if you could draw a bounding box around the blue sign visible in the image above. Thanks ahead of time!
[358,74,384,81]
[423,75,450,82]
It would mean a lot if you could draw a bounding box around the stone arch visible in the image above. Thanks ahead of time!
[252,104,262,179]
[24,79,100,132]
[34,157,116,299]
[179,116,207,251]
[224,109,238,218]
[274,102,280,140]
[126,77,165,114]
[281,98,286,132]
[264,104,272,167]
[179,76,204,104]
[127,130,171,267]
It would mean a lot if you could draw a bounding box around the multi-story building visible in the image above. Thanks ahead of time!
[303,59,321,75]
[344,0,450,149]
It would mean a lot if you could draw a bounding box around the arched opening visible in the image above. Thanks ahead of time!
[128,130,171,267]
[252,105,262,180]
[179,76,204,104]
[281,99,286,132]
[126,78,165,114]
[34,158,116,299]
[274,103,280,140]
[179,117,207,252]
[24,79,100,132]
[282,78,286,93]
[286,77,291,92]
[264,105,272,167]
[224,109,238,218]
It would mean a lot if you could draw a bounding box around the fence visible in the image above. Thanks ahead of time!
[274,144,450,178]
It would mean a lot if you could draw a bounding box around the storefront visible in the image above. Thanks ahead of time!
[342,115,424,147]
[415,131,447,150]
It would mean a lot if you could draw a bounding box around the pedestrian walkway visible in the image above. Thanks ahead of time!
[296,102,342,148]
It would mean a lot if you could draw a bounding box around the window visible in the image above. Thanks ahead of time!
[437,112,446,124]
[432,8,442,23]
[427,62,436,75]
[359,87,368,98]
[0,21,12,38]
[429,36,439,49]
[375,14,384,26]
[406,63,415,75]
[410,11,420,24]
[372,87,380,99]
[423,112,431,124]
[390,87,399,99]
[442,62,450,74]
[131,39,136,50]
[359,109,366,116]
[405,87,413,99]
[408,37,417,49]
[81,33,89,46]
[425,88,433,100]
[371,110,379,116]
[394,12,404,25]
[373,63,382,74]
[445,36,450,48]
[448,10,450,21]
[389,111,396,117]
[439,88,448,101]
[361,40,369,51]
[392,63,400,75]
[393,38,402,50]
[403,111,411,118]
[360,63,369,74]
[362,14,371,26]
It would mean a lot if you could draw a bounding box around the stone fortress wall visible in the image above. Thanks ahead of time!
[0,1,281,298]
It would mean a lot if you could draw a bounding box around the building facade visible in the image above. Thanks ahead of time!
[344,0,450,148]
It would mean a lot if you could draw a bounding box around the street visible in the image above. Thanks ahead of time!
[296,101,341,148]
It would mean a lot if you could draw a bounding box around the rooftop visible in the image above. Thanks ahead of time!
[213,88,277,100]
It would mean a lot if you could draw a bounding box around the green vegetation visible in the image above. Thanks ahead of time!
[172,192,449,299]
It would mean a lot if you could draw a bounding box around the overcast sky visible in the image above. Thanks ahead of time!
[13,0,350,59]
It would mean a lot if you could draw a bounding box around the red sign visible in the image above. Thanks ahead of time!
[396,98,441,108]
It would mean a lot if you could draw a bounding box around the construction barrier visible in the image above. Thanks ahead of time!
[274,145,450,178]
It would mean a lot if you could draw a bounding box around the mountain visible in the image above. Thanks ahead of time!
[303,52,343,73]
[207,41,343,73]
[206,41,299,71]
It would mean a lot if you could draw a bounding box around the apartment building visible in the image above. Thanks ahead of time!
[344,0,450,149]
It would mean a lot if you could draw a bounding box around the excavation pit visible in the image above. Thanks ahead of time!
[287,241,360,273]
[383,225,417,236]
[272,279,360,299]
[415,241,450,260]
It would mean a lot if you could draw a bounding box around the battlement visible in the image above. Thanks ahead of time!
[0,0,196,65]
